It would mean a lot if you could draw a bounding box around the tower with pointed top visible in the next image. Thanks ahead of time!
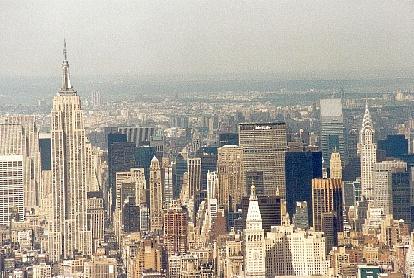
[244,185,266,278]
[358,102,376,200]
[49,41,92,262]
[149,156,163,232]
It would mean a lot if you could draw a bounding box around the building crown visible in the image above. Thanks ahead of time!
[59,39,76,95]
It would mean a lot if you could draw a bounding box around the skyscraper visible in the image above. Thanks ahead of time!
[113,167,146,242]
[217,145,244,213]
[330,150,342,179]
[187,157,201,204]
[378,134,408,158]
[0,128,24,224]
[162,158,173,208]
[49,41,92,261]
[87,192,105,252]
[239,123,287,197]
[163,201,189,255]
[107,133,136,212]
[1,116,41,209]
[320,98,345,166]
[312,178,343,232]
[285,150,322,226]
[358,102,376,200]
[372,160,407,217]
[244,185,265,278]
[197,147,218,206]
[149,156,163,232]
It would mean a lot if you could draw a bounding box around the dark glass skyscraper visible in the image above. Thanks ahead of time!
[108,133,136,212]
[378,134,408,158]
[285,151,322,225]
[173,153,188,199]
[391,170,411,226]
[39,136,51,171]
[219,133,239,147]
[135,146,157,183]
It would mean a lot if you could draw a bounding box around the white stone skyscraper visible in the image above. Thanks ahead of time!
[49,41,92,262]
[244,185,265,278]
[358,102,376,200]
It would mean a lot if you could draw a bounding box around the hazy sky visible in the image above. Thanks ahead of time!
[1,0,414,79]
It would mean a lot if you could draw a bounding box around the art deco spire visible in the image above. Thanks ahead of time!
[362,100,373,130]
[61,39,73,92]
[360,100,374,145]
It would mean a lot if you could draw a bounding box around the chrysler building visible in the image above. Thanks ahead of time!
[358,102,376,200]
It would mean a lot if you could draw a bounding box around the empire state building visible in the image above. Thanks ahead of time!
[49,41,92,262]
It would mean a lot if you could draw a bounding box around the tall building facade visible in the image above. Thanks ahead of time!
[330,151,342,179]
[217,145,244,213]
[0,124,26,225]
[265,225,329,276]
[87,192,105,252]
[107,133,136,212]
[244,185,265,278]
[372,160,407,218]
[358,102,377,200]
[1,116,41,209]
[285,150,322,226]
[163,202,189,255]
[49,41,91,261]
[0,153,24,224]
[239,123,287,197]
[162,158,173,208]
[311,178,343,232]
[187,157,201,218]
[149,156,163,232]
[320,98,345,166]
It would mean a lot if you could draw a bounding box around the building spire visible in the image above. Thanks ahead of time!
[249,184,257,201]
[362,100,373,130]
[63,38,67,61]
[61,39,72,92]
